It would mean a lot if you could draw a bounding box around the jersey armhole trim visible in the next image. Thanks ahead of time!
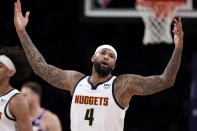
[72,76,87,96]
[4,93,20,121]
[112,80,125,110]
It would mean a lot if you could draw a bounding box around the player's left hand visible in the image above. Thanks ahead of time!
[172,17,184,49]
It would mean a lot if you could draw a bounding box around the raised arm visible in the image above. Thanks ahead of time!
[114,17,183,98]
[14,0,84,94]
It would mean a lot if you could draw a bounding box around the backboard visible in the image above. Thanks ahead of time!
[84,0,197,18]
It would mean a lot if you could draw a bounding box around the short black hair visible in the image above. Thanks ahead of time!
[0,46,32,81]
[22,81,42,98]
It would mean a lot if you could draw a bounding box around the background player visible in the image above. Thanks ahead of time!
[0,46,32,131]
[21,81,62,131]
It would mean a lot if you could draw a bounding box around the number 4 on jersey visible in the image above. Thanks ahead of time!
[85,108,94,126]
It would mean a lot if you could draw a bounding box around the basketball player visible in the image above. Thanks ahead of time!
[14,0,183,130]
[21,81,62,131]
[0,46,32,131]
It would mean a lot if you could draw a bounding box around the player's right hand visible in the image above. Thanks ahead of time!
[14,0,30,31]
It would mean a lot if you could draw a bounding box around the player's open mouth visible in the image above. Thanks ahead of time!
[101,62,108,68]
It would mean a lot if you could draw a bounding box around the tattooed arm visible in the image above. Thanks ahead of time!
[114,18,183,107]
[14,0,84,94]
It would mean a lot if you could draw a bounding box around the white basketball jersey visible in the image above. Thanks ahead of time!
[0,89,20,131]
[71,76,128,131]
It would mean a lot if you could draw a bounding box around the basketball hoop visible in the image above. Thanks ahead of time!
[136,0,184,45]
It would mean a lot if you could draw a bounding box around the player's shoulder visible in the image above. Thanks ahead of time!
[116,74,142,79]
[115,74,134,81]
[114,74,143,86]
[8,93,29,117]
[9,93,26,106]
[9,93,27,110]
[44,110,60,121]
[42,110,61,130]
[65,70,85,78]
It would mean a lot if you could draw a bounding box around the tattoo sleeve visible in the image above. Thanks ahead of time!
[135,48,182,95]
[16,30,84,91]
[115,48,182,97]
[163,48,182,85]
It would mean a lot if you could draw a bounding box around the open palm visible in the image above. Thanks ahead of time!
[14,0,30,31]
[172,17,184,49]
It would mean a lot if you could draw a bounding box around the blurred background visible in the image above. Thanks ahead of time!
[1,0,197,131]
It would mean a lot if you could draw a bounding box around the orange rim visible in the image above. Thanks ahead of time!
[136,1,183,18]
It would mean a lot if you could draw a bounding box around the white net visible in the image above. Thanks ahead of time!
[136,1,183,45]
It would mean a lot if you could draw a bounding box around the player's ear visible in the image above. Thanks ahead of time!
[7,70,15,77]
[91,55,95,62]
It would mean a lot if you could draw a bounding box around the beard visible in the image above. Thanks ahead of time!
[93,61,113,77]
